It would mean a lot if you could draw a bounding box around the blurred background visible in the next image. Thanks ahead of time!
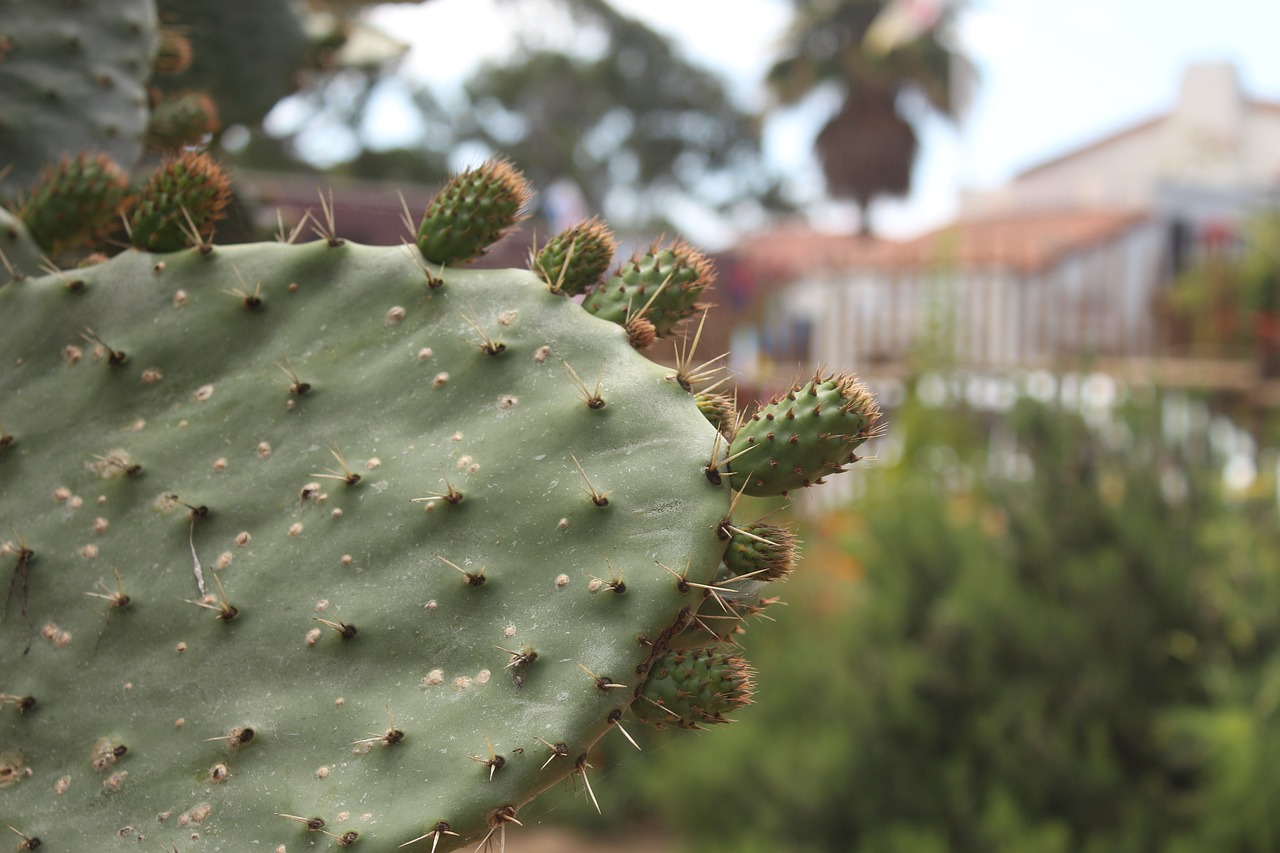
[170,0,1280,848]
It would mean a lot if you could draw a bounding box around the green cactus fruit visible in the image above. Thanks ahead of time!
[152,27,193,76]
[0,207,44,283]
[0,169,741,848]
[582,239,715,340]
[128,149,231,252]
[145,90,220,151]
[16,152,131,257]
[0,0,158,201]
[728,372,881,496]
[634,648,755,729]
[695,390,737,436]
[720,521,798,583]
[532,218,617,295]
[417,159,532,267]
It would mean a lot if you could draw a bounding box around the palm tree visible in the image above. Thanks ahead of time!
[768,0,968,235]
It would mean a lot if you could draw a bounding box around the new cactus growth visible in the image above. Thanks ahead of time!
[635,648,755,729]
[531,217,617,296]
[0,155,880,849]
[729,371,882,496]
[416,159,532,266]
[17,153,130,256]
[126,150,232,252]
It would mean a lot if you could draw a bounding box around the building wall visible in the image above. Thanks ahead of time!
[759,220,1166,375]
[964,64,1280,219]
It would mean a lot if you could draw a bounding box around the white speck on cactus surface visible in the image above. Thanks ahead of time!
[213,457,228,471]
[235,531,251,547]
[417,347,433,361]
[498,310,517,326]
[78,544,98,559]
[194,384,214,402]
[433,372,449,388]
[257,441,272,460]
[93,517,109,534]
[287,522,303,537]
[534,345,551,363]
[386,306,406,326]
[341,554,353,566]
[172,289,187,307]
[476,669,492,684]
[316,766,330,779]
[366,457,381,469]
[555,573,570,587]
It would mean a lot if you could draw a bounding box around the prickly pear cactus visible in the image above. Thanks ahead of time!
[0,0,159,200]
[0,161,879,850]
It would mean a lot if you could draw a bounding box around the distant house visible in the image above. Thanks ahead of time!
[725,63,1280,389]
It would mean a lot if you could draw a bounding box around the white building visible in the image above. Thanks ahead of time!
[731,63,1280,385]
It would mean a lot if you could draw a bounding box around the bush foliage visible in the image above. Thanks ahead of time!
[593,393,1280,852]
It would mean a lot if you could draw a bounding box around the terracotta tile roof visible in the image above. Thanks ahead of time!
[732,209,1152,278]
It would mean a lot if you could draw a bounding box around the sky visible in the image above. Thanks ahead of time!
[360,0,1280,242]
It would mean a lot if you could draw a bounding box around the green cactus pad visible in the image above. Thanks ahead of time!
[128,150,231,251]
[728,372,881,496]
[0,237,730,849]
[152,0,308,128]
[0,207,43,282]
[0,0,158,201]
[582,240,715,339]
[634,648,754,729]
[532,218,617,296]
[17,152,131,256]
[417,159,532,267]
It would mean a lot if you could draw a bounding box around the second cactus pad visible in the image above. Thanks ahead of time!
[0,237,728,847]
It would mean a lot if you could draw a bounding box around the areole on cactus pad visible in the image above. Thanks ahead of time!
[0,160,879,851]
